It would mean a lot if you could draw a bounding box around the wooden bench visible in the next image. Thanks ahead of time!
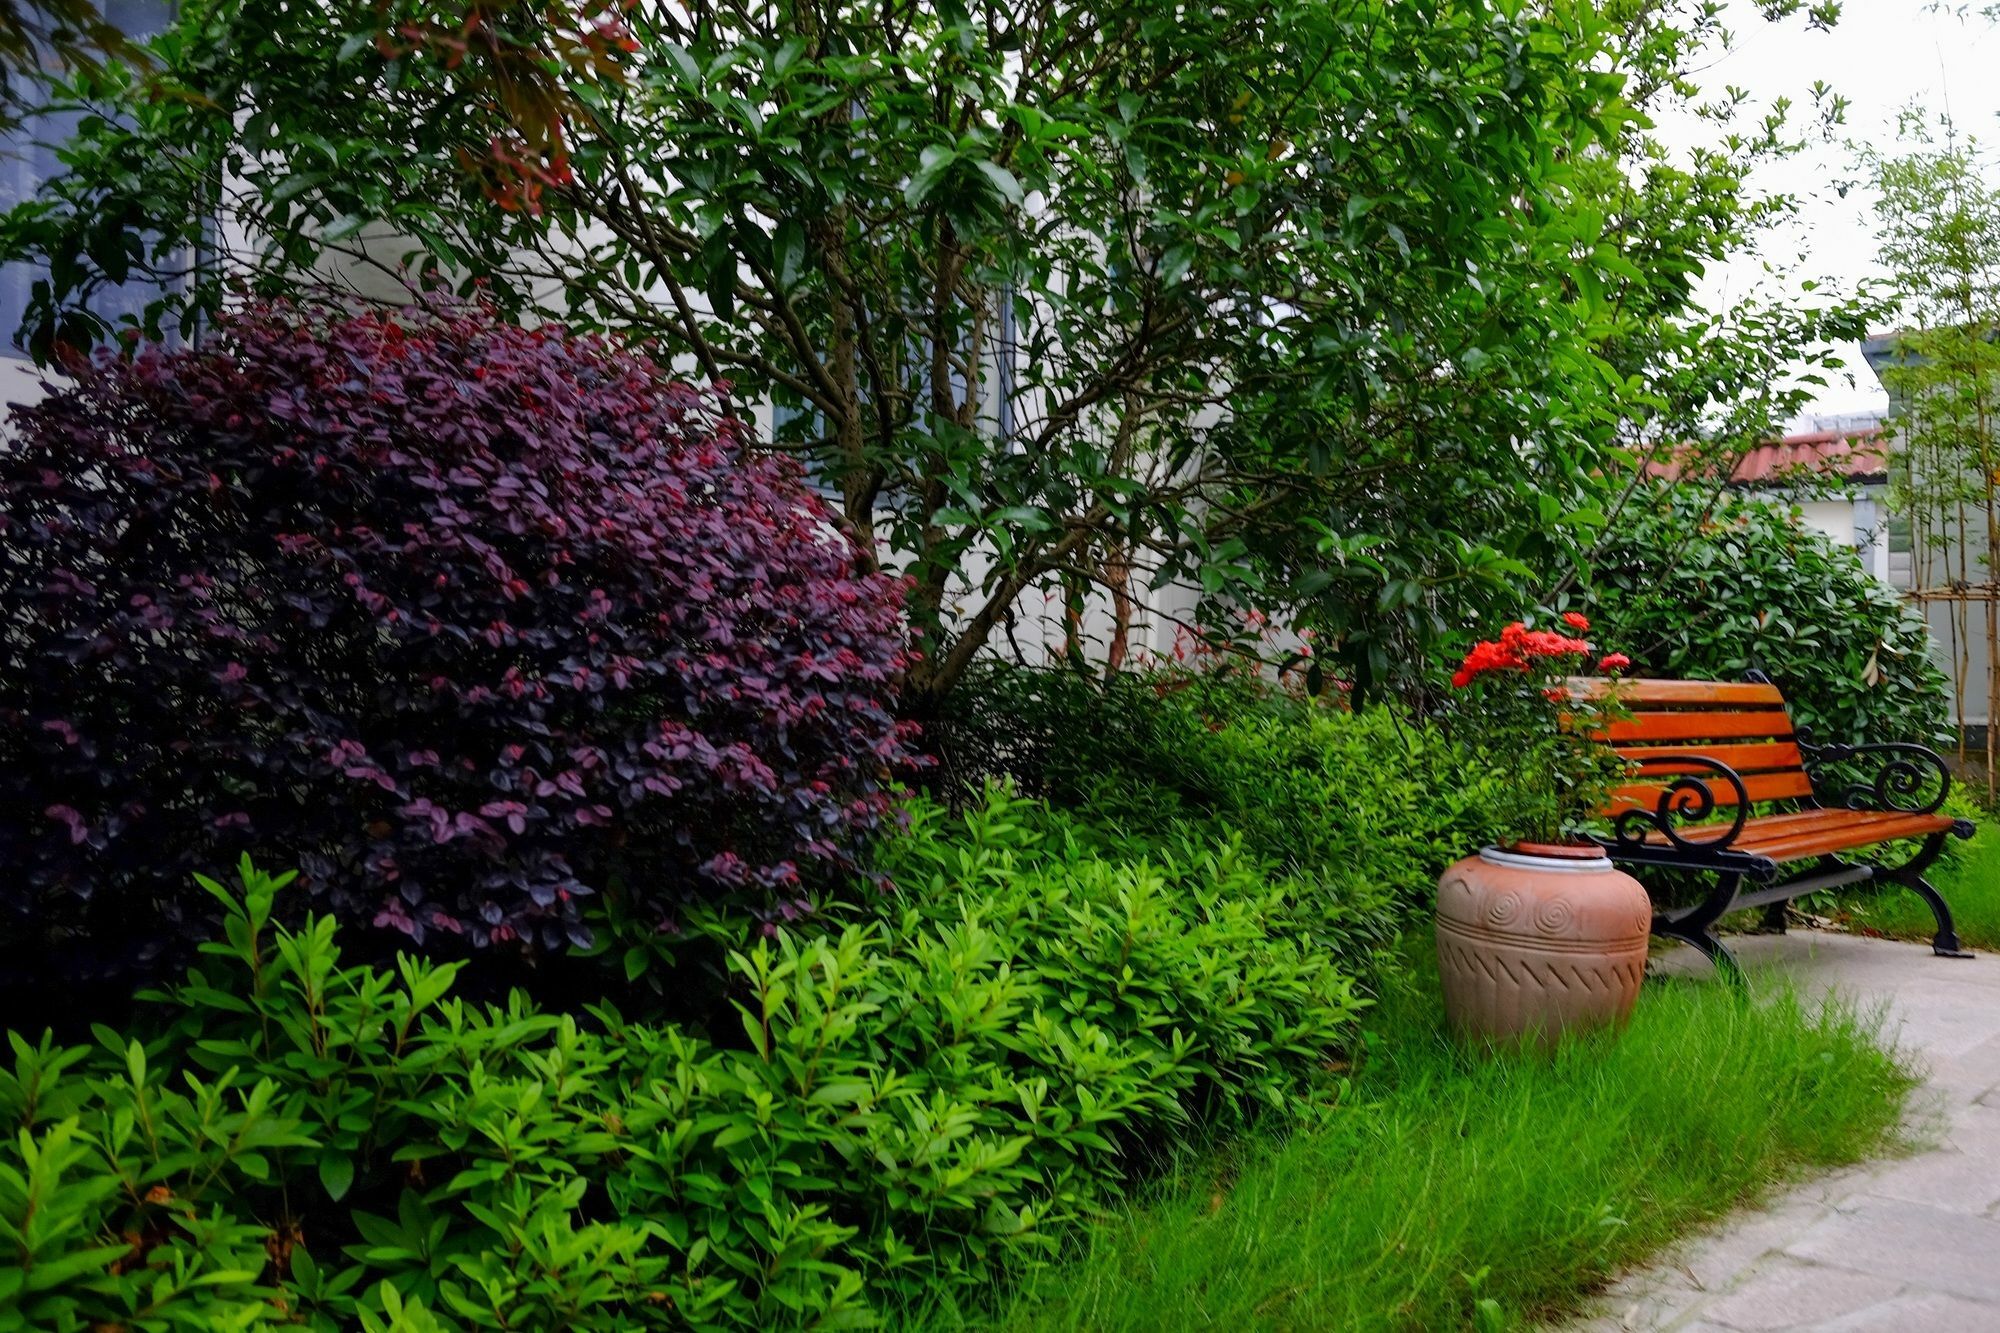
[1577,673,1975,973]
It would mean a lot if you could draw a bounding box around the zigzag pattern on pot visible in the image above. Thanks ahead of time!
[1436,936,1646,996]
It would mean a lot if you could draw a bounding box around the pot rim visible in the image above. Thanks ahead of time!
[1478,844,1614,873]
[1502,840,1605,860]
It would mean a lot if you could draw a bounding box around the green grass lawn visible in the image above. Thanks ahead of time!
[920,952,1914,1333]
[1824,822,2000,950]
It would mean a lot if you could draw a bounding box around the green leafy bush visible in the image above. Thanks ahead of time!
[1587,486,1949,746]
[0,795,1366,1330]
[931,665,1511,919]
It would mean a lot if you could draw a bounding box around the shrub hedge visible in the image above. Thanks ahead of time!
[931,665,1511,918]
[0,787,1368,1331]
[1586,485,1949,747]
[0,301,918,990]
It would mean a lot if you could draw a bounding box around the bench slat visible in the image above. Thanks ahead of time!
[1604,711,1797,743]
[1738,812,1958,861]
[1624,809,1959,861]
[1619,806,1863,847]
[1665,807,1835,839]
[1615,740,1806,773]
[1608,769,1815,810]
[1578,678,1787,707]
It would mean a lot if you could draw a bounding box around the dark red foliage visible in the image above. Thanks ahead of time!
[0,300,919,978]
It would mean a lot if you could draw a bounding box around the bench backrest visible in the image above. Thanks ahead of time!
[1570,678,1812,815]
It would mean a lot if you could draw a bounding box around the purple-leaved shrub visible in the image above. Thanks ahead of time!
[0,300,919,980]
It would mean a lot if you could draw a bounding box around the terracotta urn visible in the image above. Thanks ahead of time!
[1435,844,1652,1048]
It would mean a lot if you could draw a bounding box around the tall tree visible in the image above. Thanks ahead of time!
[1862,114,2000,793]
[1217,0,1876,698]
[0,0,1869,704]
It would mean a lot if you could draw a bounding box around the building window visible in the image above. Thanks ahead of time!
[0,0,176,358]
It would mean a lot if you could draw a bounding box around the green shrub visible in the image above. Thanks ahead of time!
[931,665,1511,916]
[0,794,1366,1330]
[1587,485,1949,746]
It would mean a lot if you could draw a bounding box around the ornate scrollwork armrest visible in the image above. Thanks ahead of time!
[1607,753,1752,855]
[1799,740,1954,816]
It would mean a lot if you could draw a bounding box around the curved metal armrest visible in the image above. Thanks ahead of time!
[1798,740,1954,816]
[1607,753,1752,856]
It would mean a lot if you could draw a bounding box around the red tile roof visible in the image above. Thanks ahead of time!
[1644,427,1888,487]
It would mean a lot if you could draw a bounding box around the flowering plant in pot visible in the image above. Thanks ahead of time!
[1434,613,1653,1047]
[1449,613,1633,850]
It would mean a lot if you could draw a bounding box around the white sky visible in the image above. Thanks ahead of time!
[1657,0,2000,428]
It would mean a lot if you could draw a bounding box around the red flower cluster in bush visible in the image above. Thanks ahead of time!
[1450,619,1593,688]
[1446,611,1635,846]
[0,300,921,978]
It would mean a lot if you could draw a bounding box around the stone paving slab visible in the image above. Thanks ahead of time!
[1570,931,2000,1333]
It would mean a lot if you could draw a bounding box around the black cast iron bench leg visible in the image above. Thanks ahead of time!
[1882,833,1974,959]
[1654,919,1743,979]
[1651,871,1746,984]
[1911,875,1972,958]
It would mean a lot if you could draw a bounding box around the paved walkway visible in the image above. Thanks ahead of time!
[1575,931,2000,1333]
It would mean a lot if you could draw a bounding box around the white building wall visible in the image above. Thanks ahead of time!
[1793,498,1855,547]
[0,358,46,410]
[1790,491,1894,583]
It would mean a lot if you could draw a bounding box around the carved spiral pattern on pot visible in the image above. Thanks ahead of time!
[1436,853,1652,1047]
[1533,896,1575,934]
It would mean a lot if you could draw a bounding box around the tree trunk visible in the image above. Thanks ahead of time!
[1103,547,1134,676]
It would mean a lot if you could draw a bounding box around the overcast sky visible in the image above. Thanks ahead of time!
[1654,0,2000,429]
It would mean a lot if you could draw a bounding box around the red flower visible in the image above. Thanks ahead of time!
[1452,637,1527,687]
[1453,611,1608,692]
[1454,611,1611,689]
[1524,631,1588,657]
[1598,652,1631,673]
